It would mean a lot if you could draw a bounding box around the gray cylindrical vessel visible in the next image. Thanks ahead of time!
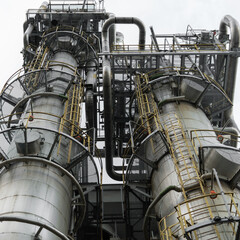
[0,162,72,240]
[0,47,84,239]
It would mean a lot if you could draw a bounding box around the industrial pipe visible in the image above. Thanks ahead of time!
[107,13,116,47]
[142,185,182,240]
[219,15,240,125]
[102,17,146,53]
[102,17,146,181]
[23,2,49,49]
[0,217,69,240]
[85,59,97,130]
[23,23,34,49]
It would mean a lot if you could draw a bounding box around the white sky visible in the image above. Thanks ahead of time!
[0,0,239,183]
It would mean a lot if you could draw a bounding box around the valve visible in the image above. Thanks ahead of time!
[210,190,217,199]
[217,134,224,143]
[29,115,34,121]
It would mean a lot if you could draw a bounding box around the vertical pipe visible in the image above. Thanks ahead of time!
[23,23,34,49]
[85,59,97,131]
[101,16,146,181]
[219,15,240,125]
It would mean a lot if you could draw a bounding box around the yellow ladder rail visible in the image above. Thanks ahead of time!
[135,76,154,148]
[57,91,70,155]
[163,118,198,239]
[67,84,78,163]
[163,113,221,239]
[134,74,163,153]
[57,78,84,163]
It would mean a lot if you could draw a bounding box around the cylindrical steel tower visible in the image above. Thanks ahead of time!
[133,67,240,239]
[0,1,102,239]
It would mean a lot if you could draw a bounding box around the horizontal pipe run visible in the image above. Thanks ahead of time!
[98,51,236,56]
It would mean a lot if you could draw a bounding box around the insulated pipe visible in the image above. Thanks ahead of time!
[102,17,146,181]
[23,2,49,49]
[219,15,240,125]
[23,23,34,49]
[143,185,182,240]
[85,59,97,130]
[106,13,116,47]
[102,17,146,53]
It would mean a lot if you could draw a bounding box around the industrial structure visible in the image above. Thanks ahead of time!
[0,1,240,239]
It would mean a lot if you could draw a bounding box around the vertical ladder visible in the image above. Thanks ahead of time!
[58,79,85,163]
[163,113,220,239]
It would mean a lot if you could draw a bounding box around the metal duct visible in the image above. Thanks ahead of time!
[102,17,146,181]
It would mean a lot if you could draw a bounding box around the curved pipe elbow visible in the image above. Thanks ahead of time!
[219,15,240,123]
[23,23,34,49]
[106,13,116,48]
[23,2,49,49]
[143,185,182,240]
[219,15,240,49]
[102,17,146,52]
[101,16,146,181]
[103,62,122,181]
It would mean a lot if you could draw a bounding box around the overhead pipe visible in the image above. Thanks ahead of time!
[142,185,182,240]
[218,15,240,126]
[102,17,146,181]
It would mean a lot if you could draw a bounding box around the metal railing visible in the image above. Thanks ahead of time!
[133,74,162,152]
[159,191,240,239]
[190,129,240,153]
[110,42,228,53]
